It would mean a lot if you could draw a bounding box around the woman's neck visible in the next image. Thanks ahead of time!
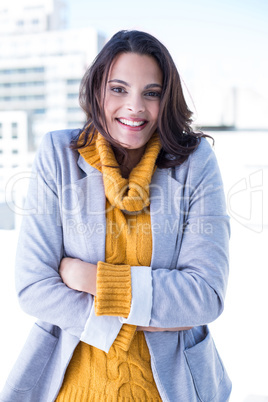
[114,146,146,178]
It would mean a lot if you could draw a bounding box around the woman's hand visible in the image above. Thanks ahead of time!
[136,326,193,332]
[59,257,97,295]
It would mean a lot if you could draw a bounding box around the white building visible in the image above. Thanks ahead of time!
[0,0,105,229]
[0,0,67,35]
[0,110,31,229]
[0,110,28,169]
[0,0,105,150]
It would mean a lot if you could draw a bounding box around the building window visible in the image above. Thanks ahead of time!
[0,67,45,75]
[12,122,18,139]
[34,94,45,100]
[0,81,45,88]
[32,19,39,25]
[33,81,45,87]
[67,121,81,128]
[24,81,44,87]
[0,95,45,101]
[67,93,79,99]
[17,20,24,26]
[67,79,80,85]
[67,107,81,113]
[34,67,45,73]
[33,109,46,114]
[12,150,19,154]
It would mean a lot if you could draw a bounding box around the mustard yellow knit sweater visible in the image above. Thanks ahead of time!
[56,132,162,401]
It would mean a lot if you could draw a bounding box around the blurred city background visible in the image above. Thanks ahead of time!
[0,0,267,401]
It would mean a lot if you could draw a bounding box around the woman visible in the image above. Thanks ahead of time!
[0,30,231,401]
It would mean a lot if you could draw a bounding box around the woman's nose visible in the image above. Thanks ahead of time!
[126,94,145,113]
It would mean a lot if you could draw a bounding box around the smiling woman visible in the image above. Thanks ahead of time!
[77,30,203,171]
[1,30,232,402]
[104,52,163,173]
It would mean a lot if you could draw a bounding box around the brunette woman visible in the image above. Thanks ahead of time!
[0,30,231,402]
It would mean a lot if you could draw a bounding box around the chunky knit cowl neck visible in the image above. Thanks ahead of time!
[78,132,161,212]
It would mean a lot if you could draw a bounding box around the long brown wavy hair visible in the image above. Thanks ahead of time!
[71,30,209,168]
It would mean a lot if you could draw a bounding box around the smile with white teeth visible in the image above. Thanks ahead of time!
[117,118,146,127]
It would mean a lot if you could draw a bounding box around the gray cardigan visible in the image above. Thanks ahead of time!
[0,129,232,402]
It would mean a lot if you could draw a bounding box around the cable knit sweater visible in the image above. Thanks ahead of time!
[56,132,162,401]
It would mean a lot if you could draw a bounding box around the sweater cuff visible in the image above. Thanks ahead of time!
[95,261,132,318]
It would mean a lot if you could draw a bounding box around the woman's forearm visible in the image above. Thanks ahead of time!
[59,258,97,295]
[137,326,193,332]
[60,258,194,332]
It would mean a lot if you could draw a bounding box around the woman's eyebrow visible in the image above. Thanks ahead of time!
[108,80,162,90]
[144,83,162,90]
[108,79,130,87]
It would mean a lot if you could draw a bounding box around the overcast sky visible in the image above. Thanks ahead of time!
[66,0,268,127]
[67,0,268,89]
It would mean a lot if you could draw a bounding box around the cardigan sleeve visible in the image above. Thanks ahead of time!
[119,138,230,328]
[15,132,122,345]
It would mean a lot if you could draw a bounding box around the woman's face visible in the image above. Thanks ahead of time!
[104,52,163,151]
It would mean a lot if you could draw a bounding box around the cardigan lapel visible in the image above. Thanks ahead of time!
[75,155,106,263]
[150,168,184,270]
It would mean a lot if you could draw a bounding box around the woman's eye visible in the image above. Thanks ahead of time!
[145,91,161,98]
[111,87,126,94]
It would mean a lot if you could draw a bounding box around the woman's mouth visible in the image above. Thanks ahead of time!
[116,118,148,130]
